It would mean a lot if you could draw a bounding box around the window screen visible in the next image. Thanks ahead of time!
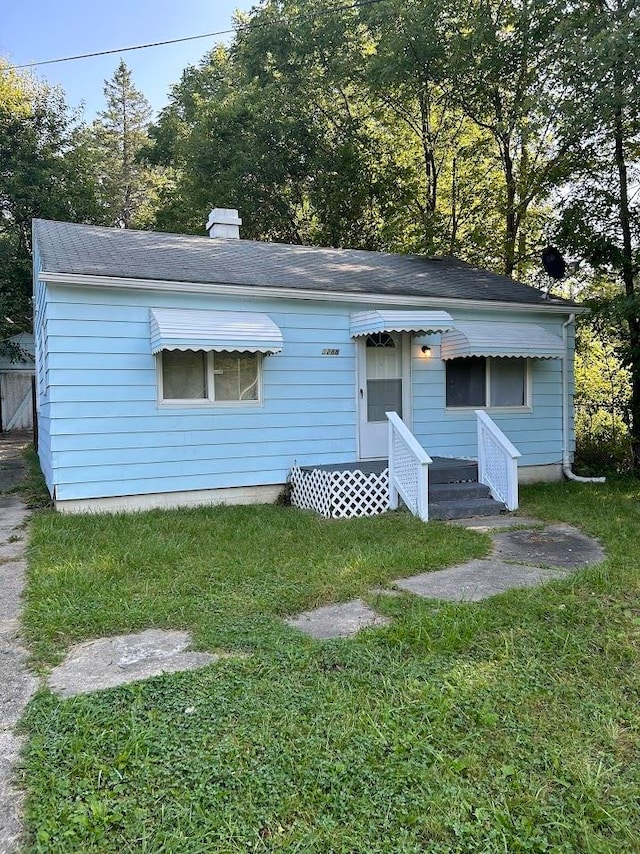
[367,378,403,422]
[366,332,403,420]
[162,350,206,399]
[160,350,260,402]
[446,357,486,407]
[490,359,525,406]
[214,352,259,401]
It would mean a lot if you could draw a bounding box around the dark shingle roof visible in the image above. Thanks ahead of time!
[33,219,571,307]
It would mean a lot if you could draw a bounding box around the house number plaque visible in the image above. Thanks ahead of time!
[322,348,340,355]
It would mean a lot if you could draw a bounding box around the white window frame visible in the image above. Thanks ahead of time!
[445,357,531,413]
[157,350,263,407]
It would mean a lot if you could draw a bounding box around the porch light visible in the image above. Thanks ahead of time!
[421,345,432,356]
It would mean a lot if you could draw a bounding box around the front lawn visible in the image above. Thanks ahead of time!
[21,485,640,852]
[24,504,487,668]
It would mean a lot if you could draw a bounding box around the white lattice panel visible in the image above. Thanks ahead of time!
[290,466,332,517]
[329,470,389,518]
[480,431,509,503]
[392,432,419,515]
[290,465,389,519]
[476,410,520,510]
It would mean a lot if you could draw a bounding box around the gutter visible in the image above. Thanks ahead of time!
[37,271,588,315]
[561,313,606,483]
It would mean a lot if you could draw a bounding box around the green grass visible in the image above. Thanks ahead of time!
[20,486,640,852]
[15,445,52,509]
[24,504,488,668]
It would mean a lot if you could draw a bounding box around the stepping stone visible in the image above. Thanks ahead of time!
[394,559,568,602]
[449,515,541,532]
[492,524,605,569]
[286,600,390,639]
[47,629,226,698]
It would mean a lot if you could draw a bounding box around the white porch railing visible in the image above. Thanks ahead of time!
[386,411,432,522]
[475,410,521,511]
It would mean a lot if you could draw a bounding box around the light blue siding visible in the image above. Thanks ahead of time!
[36,279,573,502]
[411,309,567,466]
[41,286,358,500]
[33,243,54,496]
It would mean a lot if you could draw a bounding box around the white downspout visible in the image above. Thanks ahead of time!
[561,313,606,483]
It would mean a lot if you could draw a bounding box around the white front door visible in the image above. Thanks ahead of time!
[357,332,411,459]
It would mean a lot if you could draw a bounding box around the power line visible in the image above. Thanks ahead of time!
[10,0,387,70]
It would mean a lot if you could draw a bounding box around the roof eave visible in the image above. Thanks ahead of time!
[38,271,586,315]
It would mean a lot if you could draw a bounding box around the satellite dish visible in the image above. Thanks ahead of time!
[542,245,566,280]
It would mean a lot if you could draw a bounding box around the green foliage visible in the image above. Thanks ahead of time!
[0,59,103,339]
[552,0,640,459]
[147,25,411,249]
[89,60,166,229]
[574,321,633,474]
[146,1,531,263]
[16,445,52,509]
[20,486,640,851]
[574,412,632,476]
[364,0,572,275]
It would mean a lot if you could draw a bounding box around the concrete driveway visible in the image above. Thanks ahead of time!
[0,432,38,853]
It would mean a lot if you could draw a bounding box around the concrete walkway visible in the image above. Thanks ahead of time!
[0,432,37,853]
[288,515,605,639]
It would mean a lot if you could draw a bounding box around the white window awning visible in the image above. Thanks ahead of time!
[150,308,283,354]
[350,310,455,337]
[441,322,565,360]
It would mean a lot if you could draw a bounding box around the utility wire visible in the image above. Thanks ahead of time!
[10,0,387,70]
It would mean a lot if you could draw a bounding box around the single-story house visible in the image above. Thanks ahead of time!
[0,332,35,432]
[32,211,580,516]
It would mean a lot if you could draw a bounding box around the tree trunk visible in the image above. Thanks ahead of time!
[418,89,437,214]
[613,102,640,467]
[502,138,517,277]
[449,154,458,254]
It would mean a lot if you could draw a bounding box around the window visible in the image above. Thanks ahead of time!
[365,332,403,421]
[490,359,526,407]
[159,350,260,403]
[446,357,527,408]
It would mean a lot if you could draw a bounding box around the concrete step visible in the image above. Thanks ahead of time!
[429,481,492,502]
[429,497,507,521]
[429,460,478,484]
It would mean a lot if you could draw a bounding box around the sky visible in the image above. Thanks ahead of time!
[1,0,256,120]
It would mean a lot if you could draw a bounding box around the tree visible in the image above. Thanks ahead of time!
[91,60,161,228]
[346,0,497,262]
[232,0,417,250]
[149,0,578,272]
[0,59,101,347]
[147,45,318,241]
[554,0,640,465]
[442,0,582,277]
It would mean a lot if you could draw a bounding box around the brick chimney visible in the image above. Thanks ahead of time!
[206,208,242,239]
